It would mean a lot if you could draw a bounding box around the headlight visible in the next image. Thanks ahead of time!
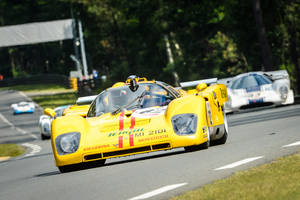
[55,132,81,155]
[171,114,197,135]
[279,86,288,100]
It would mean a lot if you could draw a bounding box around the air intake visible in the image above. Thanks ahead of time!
[103,146,151,157]
[84,153,102,161]
[152,143,170,150]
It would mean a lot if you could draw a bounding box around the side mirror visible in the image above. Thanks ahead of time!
[196,83,207,92]
[44,108,56,118]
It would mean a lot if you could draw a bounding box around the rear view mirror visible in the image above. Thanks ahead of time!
[44,108,56,118]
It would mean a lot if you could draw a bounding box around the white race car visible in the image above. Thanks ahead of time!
[11,101,35,114]
[39,105,69,140]
[221,70,294,113]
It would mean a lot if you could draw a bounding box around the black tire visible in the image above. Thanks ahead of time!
[212,107,228,145]
[184,140,209,152]
[85,159,106,169]
[212,130,227,145]
[41,134,49,140]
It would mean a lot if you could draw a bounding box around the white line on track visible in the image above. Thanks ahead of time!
[282,141,300,148]
[0,113,13,126]
[214,156,264,171]
[22,143,42,157]
[128,183,187,200]
[0,113,37,139]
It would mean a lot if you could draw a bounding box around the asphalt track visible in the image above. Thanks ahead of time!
[0,90,300,200]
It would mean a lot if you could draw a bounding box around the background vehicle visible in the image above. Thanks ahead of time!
[45,76,228,173]
[221,70,294,112]
[11,101,35,114]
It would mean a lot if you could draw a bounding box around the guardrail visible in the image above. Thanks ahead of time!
[0,74,69,88]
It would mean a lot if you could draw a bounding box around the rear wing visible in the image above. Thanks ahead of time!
[263,70,289,81]
[180,78,218,88]
[76,95,97,105]
[217,77,233,86]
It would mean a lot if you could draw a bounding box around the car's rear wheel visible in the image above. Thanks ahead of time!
[212,107,228,145]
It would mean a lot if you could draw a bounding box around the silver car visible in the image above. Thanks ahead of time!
[221,70,294,112]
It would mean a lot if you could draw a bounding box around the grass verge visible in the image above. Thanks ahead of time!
[32,93,77,109]
[0,144,25,157]
[171,151,300,200]
[0,83,78,109]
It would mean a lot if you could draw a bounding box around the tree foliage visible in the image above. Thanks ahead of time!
[0,0,299,92]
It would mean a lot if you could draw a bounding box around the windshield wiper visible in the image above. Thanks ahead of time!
[112,90,147,115]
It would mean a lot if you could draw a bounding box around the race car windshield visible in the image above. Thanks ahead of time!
[88,83,176,117]
[229,74,272,89]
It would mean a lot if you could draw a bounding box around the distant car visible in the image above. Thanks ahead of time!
[222,70,294,112]
[11,101,35,114]
[39,105,69,140]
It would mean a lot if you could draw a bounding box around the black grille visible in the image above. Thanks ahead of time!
[152,143,170,150]
[84,153,102,160]
[103,146,151,157]
[240,102,273,110]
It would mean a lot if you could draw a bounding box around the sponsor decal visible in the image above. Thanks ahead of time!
[148,128,166,135]
[83,144,110,151]
[220,88,227,99]
[108,128,144,137]
[138,134,168,142]
[132,106,167,118]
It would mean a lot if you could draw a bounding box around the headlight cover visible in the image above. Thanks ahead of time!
[55,132,81,155]
[171,114,197,135]
[279,86,288,100]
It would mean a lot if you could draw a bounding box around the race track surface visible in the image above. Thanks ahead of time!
[0,90,300,200]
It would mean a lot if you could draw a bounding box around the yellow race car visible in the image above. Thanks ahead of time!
[45,75,228,172]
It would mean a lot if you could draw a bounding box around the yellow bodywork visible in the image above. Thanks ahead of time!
[50,78,228,170]
[62,104,90,117]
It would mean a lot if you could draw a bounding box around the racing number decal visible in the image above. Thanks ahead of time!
[220,88,227,99]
